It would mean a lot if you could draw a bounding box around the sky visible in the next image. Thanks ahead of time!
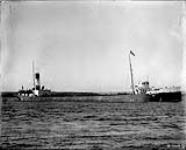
[0,1,184,92]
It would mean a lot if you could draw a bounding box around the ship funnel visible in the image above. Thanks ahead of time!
[35,72,40,90]
[32,61,41,91]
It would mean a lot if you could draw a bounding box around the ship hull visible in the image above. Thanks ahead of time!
[16,94,150,103]
[149,91,182,102]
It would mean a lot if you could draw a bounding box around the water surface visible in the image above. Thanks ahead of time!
[1,98,185,149]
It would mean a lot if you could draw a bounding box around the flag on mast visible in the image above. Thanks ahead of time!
[130,50,135,56]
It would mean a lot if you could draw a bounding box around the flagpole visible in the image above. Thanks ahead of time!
[129,52,135,94]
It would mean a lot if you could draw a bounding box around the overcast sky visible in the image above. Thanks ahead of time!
[0,1,184,92]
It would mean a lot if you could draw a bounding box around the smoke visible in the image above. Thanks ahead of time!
[1,2,17,77]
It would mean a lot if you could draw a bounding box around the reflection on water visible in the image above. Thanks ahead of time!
[1,98,186,149]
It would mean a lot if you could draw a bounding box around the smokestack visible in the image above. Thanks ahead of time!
[35,72,40,90]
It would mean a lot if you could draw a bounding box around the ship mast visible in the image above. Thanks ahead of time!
[129,50,135,94]
[32,61,35,89]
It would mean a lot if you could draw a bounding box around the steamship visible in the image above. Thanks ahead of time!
[17,63,51,101]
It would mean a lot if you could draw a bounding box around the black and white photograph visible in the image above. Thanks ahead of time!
[0,0,186,149]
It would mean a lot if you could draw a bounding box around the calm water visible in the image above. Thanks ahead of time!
[1,98,186,149]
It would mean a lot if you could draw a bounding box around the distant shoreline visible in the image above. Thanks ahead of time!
[1,91,131,97]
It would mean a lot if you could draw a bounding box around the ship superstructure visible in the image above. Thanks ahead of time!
[135,81,150,94]
[129,51,151,95]
[127,50,151,102]
[17,62,51,99]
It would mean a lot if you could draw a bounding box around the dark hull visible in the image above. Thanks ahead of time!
[15,94,150,103]
[149,91,182,102]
